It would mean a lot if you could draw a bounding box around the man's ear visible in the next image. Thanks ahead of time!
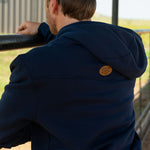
[51,0,59,15]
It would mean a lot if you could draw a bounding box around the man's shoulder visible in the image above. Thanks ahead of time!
[13,38,74,79]
[26,37,69,56]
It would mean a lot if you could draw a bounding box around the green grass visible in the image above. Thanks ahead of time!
[92,13,150,29]
[0,49,29,98]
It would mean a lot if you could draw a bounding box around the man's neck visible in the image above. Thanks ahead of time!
[56,15,91,33]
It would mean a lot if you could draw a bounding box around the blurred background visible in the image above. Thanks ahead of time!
[0,0,150,150]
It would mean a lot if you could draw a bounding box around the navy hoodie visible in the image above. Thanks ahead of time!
[0,21,147,150]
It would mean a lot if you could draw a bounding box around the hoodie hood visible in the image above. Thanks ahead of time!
[58,21,147,79]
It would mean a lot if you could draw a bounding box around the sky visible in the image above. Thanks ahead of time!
[96,0,150,20]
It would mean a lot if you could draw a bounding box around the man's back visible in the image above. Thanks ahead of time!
[0,21,147,150]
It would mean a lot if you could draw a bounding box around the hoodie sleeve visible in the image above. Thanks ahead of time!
[0,55,35,148]
[38,22,56,43]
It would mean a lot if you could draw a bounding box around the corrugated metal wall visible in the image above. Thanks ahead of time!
[0,0,46,33]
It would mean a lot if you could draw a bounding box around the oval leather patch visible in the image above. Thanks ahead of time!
[99,66,112,76]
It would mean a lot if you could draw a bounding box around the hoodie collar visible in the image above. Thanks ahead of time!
[57,21,93,38]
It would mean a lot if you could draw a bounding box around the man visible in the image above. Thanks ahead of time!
[0,0,147,149]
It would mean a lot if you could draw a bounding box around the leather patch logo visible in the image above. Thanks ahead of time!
[99,66,112,76]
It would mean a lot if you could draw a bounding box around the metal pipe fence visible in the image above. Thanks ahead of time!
[0,34,45,51]
[112,0,119,25]
[134,29,150,139]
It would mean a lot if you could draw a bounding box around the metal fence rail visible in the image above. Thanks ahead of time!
[134,30,150,139]
[0,34,45,51]
[0,0,46,33]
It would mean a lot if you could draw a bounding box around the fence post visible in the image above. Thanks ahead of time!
[0,0,2,33]
[149,33,150,106]
[149,33,150,81]
[112,0,119,25]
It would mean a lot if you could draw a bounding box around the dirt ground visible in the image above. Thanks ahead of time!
[142,127,150,150]
[0,142,31,150]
